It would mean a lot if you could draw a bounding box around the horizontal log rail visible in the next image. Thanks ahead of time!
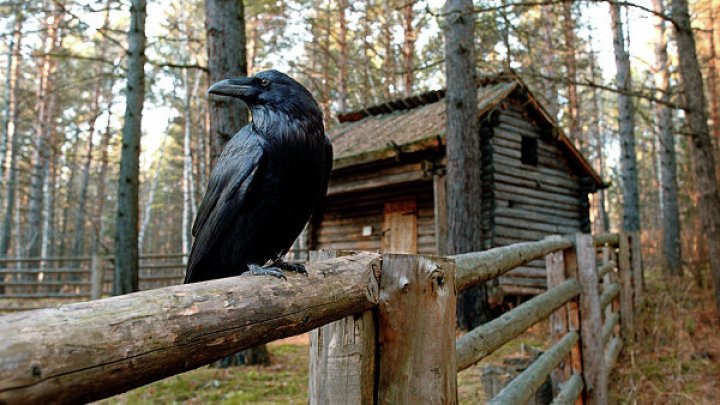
[593,233,620,247]
[600,282,620,309]
[552,373,584,405]
[0,232,642,404]
[488,330,578,404]
[597,261,615,278]
[456,278,580,371]
[602,312,620,347]
[0,253,380,404]
[454,237,572,291]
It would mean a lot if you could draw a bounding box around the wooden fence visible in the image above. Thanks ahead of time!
[0,233,642,404]
[0,249,308,311]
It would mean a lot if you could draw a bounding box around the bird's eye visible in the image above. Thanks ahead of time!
[260,79,270,87]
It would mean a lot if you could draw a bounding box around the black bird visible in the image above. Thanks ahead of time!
[184,70,332,283]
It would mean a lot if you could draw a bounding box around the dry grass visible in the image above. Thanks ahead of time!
[609,268,720,404]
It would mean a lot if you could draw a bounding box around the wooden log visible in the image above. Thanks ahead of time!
[456,279,580,371]
[309,250,378,405]
[546,241,571,392]
[377,254,456,404]
[575,233,607,405]
[597,261,615,279]
[604,336,623,378]
[618,233,635,341]
[562,247,584,402]
[630,231,644,312]
[488,330,578,405]
[0,252,381,404]
[433,174,448,255]
[551,373,584,405]
[599,283,620,310]
[601,313,620,348]
[593,233,619,247]
[455,238,573,291]
[499,285,545,296]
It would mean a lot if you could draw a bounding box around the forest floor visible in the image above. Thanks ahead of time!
[97,267,720,404]
[609,267,720,403]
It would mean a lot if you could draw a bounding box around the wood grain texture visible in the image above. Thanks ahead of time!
[546,239,570,390]
[455,238,572,291]
[575,233,607,405]
[618,233,635,341]
[377,254,456,404]
[0,252,381,404]
[456,279,580,371]
[309,250,378,405]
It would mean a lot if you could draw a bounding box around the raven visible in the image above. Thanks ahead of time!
[184,70,332,283]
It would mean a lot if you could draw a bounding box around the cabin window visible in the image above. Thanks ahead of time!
[521,136,538,166]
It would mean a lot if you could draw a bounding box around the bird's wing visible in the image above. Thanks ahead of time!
[192,133,263,237]
[186,131,264,281]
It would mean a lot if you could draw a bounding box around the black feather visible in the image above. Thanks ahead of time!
[184,70,332,283]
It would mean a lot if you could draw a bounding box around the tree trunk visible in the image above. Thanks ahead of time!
[610,1,641,233]
[26,5,60,257]
[540,4,558,118]
[57,128,81,257]
[337,0,348,113]
[708,5,720,181]
[138,130,168,252]
[672,0,720,316]
[444,0,488,330]
[382,0,396,99]
[72,3,110,258]
[0,15,22,193]
[182,69,201,260]
[0,14,23,257]
[205,0,248,164]
[652,0,682,276]
[401,1,415,96]
[40,146,57,262]
[114,0,146,295]
[588,36,610,234]
[562,1,582,152]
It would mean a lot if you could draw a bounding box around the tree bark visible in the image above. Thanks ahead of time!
[444,0,487,330]
[401,1,415,96]
[114,0,146,295]
[138,130,168,252]
[588,36,610,233]
[337,0,348,113]
[381,0,396,99]
[0,14,23,258]
[26,4,60,257]
[652,0,682,276]
[610,1,641,233]
[540,4,559,118]
[182,69,201,259]
[563,1,582,152]
[205,0,248,164]
[672,0,720,316]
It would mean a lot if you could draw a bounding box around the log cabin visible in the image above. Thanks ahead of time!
[308,73,606,296]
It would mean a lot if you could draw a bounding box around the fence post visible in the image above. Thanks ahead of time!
[545,236,570,394]
[90,254,103,300]
[377,254,456,404]
[308,250,379,405]
[575,233,607,405]
[618,233,635,341]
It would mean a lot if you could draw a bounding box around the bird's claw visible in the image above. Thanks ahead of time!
[248,264,287,280]
[273,260,308,276]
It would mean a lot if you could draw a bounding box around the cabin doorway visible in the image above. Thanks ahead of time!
[382,198,418,254]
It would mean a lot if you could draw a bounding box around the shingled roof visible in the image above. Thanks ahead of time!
[327,75,605,189]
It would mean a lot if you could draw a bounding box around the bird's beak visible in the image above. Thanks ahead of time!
[208,78,256,99]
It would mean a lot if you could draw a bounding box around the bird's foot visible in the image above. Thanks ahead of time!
[248,264,287,280]
[272,259,308,276]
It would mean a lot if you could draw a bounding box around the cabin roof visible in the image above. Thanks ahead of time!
[327,74,606,189]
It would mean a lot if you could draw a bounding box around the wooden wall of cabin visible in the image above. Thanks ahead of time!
[310,181,437,255]
[489,98,587,295]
